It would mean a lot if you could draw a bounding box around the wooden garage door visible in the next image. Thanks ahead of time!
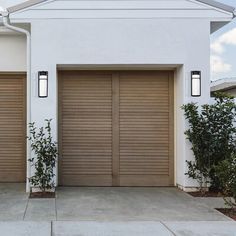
[0,74,26,182]
[59,71,174,186]
[119,72,174,186]
[59,72,113,186]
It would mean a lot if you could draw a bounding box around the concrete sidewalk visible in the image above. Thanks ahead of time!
[0,221,236,236]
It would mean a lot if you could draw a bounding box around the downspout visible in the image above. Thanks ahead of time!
[1,10,31,192]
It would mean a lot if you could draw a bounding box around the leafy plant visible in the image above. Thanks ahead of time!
[182,93,236,192]
[28,119,58,192]
[182,102,210,192]
[215,155,236,211]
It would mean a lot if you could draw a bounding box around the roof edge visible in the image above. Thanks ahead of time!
[7,0,236,14]
[197,0,235,14]
[8,0,47,13]
[211,77,236,92]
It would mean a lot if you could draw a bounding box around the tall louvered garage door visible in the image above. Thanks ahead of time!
[59,71,174,186]
[0,74,26,182]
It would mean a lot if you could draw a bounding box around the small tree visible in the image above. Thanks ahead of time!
[182,93,236,192]
[28,119,58,192]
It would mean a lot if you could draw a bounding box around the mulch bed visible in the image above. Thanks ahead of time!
[29,191,55,199]
[216,208,236,221]
[187,191,224,197]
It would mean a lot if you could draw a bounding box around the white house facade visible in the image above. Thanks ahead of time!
[0,0,235,192]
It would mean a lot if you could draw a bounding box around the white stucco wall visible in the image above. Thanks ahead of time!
[0,34,26,71]
[1,0,233,190]
[25,18,211,188]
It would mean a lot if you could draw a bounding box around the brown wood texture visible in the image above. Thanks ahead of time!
[119,71,174,186]
[58,71,174,186]
[0,73,26,182]
[59,71,113,186]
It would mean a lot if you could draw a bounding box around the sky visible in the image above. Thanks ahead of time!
[211,0,236,81]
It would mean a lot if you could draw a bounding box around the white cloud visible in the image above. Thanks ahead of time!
[211,41,224,54]
[210,28,236,77]
[211,28,236,54]
[211,55,231,74]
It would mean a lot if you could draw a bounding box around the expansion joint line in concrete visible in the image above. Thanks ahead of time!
[50,221,53,236]
[160,221,177,236]
[55,195,58,221]
[23,197,29,220]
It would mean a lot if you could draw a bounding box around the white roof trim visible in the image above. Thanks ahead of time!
[197,0,235,14]
[211,78,236,92]
[8,0,47,13]
[7,0,236,14]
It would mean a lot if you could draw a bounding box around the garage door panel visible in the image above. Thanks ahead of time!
[61,175,112,186]
[63,152,112,156]
[0,173,26,183]
[119,71,173,186]
[0,74,26,183]
[119,175,170,187]
[59,71,113,186]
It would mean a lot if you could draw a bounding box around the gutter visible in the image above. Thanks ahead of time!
[0,10,31,192]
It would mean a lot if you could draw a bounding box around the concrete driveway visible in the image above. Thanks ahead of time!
[55,187,229,221]
[0,184,236,235]
[0,184,229,221]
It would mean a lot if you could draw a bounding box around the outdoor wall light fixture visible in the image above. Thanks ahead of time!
[191,71,201,97]
[38,71,48,98]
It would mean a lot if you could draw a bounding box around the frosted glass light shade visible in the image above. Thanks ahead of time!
[38,71,48,98]
[191,71,201,97]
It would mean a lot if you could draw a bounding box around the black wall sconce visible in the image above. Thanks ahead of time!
[38,71,48,98]
[191,71,201,97]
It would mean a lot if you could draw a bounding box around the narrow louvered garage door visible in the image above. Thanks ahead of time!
[59,72,113,186]
[0,74,26,182]
[59,71,174,186]
[119,72,174,186]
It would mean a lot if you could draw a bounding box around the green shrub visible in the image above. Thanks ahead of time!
[28,119,58,192]
[215,155,236,209]
[182,93,236,192]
